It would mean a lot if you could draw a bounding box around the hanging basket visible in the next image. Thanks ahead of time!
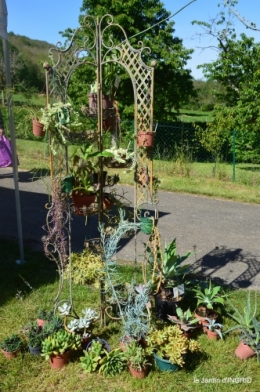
[140,216,154,234]
[61,175,74,194]
[137,132,154,147]
[32,119,45,137]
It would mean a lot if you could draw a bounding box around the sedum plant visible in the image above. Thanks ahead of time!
[63,249,104,286]
[41,329,81,360]
[146,325,200,367]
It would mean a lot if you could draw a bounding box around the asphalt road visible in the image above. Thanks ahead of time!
[1,167,260,289]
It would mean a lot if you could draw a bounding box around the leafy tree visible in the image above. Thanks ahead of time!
[60,0,195,121]
[193,3,260,163]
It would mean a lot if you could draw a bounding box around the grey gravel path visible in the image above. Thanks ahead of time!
[1,167,260,289]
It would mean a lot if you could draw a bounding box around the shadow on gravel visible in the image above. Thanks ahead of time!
[193,246,260,289]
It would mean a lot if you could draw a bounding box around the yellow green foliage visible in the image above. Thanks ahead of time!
[63,249,104,286]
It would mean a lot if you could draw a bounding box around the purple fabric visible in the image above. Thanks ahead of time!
[0,135,12,167]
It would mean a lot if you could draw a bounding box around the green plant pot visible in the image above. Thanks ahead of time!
[61,175,74,194]
[153,352,179,372]
[140,216,153,234]
[28,345,42,355]
[86,338,110,353]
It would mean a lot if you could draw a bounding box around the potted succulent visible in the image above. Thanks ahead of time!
[168,306,200,337]
[41,329,81,369]
[40,102,82,155]
[57,302,99,349]
[123,340,150,379]
[66,308,99,349]
[80,339,125,376]
[25,321,45,355]
[119,282,151,351]
[146,325,201,372]
[193,280,226,326]
[0,333,23,359]
[224,291,259,360]
[36,309,55,327]
[150,238,192,320]
[203,318,223,340]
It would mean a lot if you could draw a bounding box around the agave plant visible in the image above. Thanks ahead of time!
[193,280,226,309]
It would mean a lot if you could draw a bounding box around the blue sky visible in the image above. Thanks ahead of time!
[6,0,260,79]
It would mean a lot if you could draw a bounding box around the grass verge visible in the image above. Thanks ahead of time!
[15,139,260,204]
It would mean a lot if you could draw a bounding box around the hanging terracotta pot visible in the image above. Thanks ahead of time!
[72,194,96,215]
[32,119,45,137]
[49,351,70,369]
[88,93,112,115]
[235,341,255,360]
[137,132,154,147]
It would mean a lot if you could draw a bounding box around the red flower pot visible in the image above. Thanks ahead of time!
[137,132,154,147]
[235,341,255,360]
[206,329,219,340]
[128,364,149,379]
[72,194,96,215]
[36,318,46,328]
[1,349,20,359]
[49,351,70,369]
[32,120,45,137]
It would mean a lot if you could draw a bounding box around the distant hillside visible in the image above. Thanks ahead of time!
[8,32,53,63]
[2,32,54,92]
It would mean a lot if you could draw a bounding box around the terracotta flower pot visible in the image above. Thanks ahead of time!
[194,307,218,331]
[128,363,149,379]
[137,132,154,147]
[206,329,219,340]
[49,351,70,369]
[72,194,96,215]
[36,318,46,328]
[235,341,255,360]
[1,349,20,359]
[32,120,45,137]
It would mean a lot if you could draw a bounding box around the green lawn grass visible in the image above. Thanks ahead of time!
[15,139,260,204]
[172,109,214,123]
[0,238,259,392]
